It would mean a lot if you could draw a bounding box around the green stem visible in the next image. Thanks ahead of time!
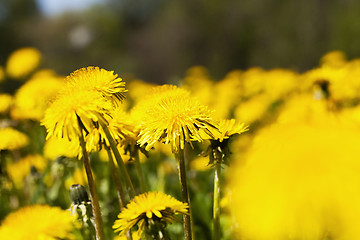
[105,146,126,209]
[78,123,105,240]
[213,163,221,240]
[175,148,193,240]
[133,148,147,193]
[101,124,136,198]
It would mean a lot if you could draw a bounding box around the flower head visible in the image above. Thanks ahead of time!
[0,94,13,114]
[65,66,127,105]
[7,154,46,187]
[11,75,63,120]
[229,123,360,239]
[0,127,29,150]
[43,136,80,160]
[0,205,74,240]
[42,90,112,141]
[134,85,218,152]
[113,191,188,237]
[213,119,249,142]
[6,47,41,79]
[201,119,248,165]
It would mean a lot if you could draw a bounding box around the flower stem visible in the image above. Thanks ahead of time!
[101,124,136,198]
[133,148,147,193]
[78,125,105,240]
[213,162,221,240]
[175,147,193,240]
[105,146,126,209]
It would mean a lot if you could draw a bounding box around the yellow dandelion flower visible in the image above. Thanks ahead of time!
[320,50,347,68]
[65,66,127,105]
[6,47,42,79]
[213,119,249,142]
[43,137,79,160]
[135,85,218,152]
[113,191,189,236]
[0,127,29,150]
[200,119,248,165]
[42,90,112,141]
[11,75,64,120]
[212,70,242,119]
[0,94,13,114]
[0,205,74,240]
[7,154,46,187]
[229,123,360,239]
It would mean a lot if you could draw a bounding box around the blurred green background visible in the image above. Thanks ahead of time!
[1,0,360,83]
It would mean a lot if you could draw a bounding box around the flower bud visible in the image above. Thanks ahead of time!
[69,184,89,204]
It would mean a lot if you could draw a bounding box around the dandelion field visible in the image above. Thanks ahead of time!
[1,48,360,240]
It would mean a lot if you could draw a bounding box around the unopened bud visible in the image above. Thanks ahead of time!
[70,184,89,204]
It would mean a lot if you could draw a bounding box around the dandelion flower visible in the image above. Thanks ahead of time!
[42,90,112,141]
[229,123,360,239]
[113,191,189,236]
[65,66,127,105]
[43,136,79,160]
[7,154,46,187]
[135,85,218,152]
[0,127,29,150]
[6,47,41,79]
[0,94,13,114]
[213,119,248,142]
[201,119,248,165]
[11,75,64,120]
[0,205,74,240]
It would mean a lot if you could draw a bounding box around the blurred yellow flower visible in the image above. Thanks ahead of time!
[113,191,188,237]
[0,205,74,240]
[0,94,13,114]
[11,75,63,120]
[212,70,243,119]
[0,127,28,150]
[43,137,79,160]
[135,85,218,152]
[234,94,272,124]
[229,123,360,239]
[7,154,47,187]
[6,47,41,79]
[320,50,347,68]
[190,156,212,171]
[65,66,127,105]
[127,79,157,104]
[181,66,214,108]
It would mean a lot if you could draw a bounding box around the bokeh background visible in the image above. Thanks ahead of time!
[1,0,360,85]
